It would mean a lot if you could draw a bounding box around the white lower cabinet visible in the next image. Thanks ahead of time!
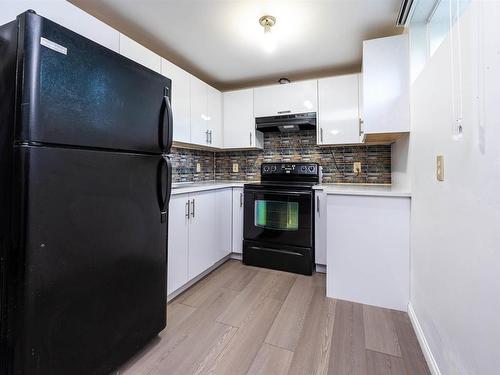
[167,195,189,295]
[326,194,410,311]
[168,188,235,296]
[231,188,244,254]
[314,190,327,266]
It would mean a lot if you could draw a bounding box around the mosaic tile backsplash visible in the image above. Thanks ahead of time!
[170,131,391,184]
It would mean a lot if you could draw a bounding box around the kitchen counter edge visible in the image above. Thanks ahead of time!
[313,184,411,198]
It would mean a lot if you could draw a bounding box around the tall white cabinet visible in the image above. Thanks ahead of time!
[362,34,410,142]
[223,89,263,149]
[161,58,191,144]
[318,74,362,145]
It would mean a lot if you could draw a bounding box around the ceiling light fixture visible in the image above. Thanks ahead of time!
[259,15,277,53]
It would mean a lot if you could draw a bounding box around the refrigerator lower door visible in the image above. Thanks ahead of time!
[12,145,167,375]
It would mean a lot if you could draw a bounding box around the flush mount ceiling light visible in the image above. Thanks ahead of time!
[259,15,277,53]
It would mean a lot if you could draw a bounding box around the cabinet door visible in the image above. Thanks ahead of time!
[161,58,191,144]
[223,89,263,149]
[1,2,120,52]
[188,191,216,279]
[314,190,327,265]
[190,76,209,146]
[214,189,232,261]
[167,195,190,295]
[231,188,244,254]
[363,35,409,135]
[208,86,223,148]
[254,80,318,117]
[119,34,161,73]
[318,74,362,145]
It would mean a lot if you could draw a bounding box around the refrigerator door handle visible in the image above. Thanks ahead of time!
[157,155,172,223]
[160,88,173,152]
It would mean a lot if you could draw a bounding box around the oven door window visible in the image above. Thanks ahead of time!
[255,200,299,231]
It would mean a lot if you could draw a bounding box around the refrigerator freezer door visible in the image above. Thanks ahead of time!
[17,12,172,153]
[12,145,167,375]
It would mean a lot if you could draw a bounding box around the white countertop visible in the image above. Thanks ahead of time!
[172,181,252,195]
[313,184,411,197]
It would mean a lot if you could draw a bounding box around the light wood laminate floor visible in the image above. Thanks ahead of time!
[118,260,430,375]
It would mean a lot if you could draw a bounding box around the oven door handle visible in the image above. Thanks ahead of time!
[244,189,312,196]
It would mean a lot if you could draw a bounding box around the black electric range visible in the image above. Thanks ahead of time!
[243,162,320,275]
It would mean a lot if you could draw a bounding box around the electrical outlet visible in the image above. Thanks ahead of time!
[196,163,201,173]
[353,162,361,175]
[232,163,239,173]
[436,155,444,181]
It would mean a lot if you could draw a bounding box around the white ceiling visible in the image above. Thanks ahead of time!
[70,0,403,90]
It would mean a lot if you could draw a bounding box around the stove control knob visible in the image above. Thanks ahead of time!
[308,165,316,173]
[301,166,307,172]
[263,165,270,173]
[271,165,277,172]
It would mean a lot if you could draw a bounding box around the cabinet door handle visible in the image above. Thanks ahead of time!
[206,130,210,144]
[320,128,323,143]
[185,200,190,218]
[277,110,291,114]
[191,199,195,218]
[316,196,320,214]
[209,130,212,144]
[359,118,364,137]
[240,192,243,207]
[249,132,253,146]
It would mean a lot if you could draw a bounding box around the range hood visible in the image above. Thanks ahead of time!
[255,112,317,133]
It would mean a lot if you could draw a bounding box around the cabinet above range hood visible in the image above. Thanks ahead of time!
[255,112,317,133]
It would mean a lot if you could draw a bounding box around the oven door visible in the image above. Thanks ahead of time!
[243,187,313,248]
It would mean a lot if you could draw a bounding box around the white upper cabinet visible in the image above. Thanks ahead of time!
[119,34,161,73]
[318,74,362,145]
[223,89,263,149]
[161,58,191,144]
[362,35,409,141]
[207,86,223,148]
[1,0,120,52]
[190,75,210,146]
[254,80,318,117]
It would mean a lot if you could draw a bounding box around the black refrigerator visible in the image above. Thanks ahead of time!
[0,10,173,375]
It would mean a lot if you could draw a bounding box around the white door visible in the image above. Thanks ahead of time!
[207,86,222,147]
[214,189,232,261]
[231,188,244,254]
[188,191,216,279]
[190,76,209,146]
[161,58,191,143]
[254,80,318,117]
[118,34,161,73]
[167,194,190,295]
[318,74,362,145]
[223,89,263,149]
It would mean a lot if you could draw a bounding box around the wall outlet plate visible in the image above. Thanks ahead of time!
[436,155,444,181]
[196,163,201,173]
[353,162,362,175]
[232,163,239,173]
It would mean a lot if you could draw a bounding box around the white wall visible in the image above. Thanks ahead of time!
[410,1,500,374]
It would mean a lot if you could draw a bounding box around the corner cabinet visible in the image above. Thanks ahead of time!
[317,74,363,145]
[223,89,263,149]
[207,86,223,148]
[254,80,318,117]
[362,35,410,143]
[161,58,191,144]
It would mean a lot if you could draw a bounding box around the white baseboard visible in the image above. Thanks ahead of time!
[407,302,441,375]
[315,264,326,273]
[229,252,242,261]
